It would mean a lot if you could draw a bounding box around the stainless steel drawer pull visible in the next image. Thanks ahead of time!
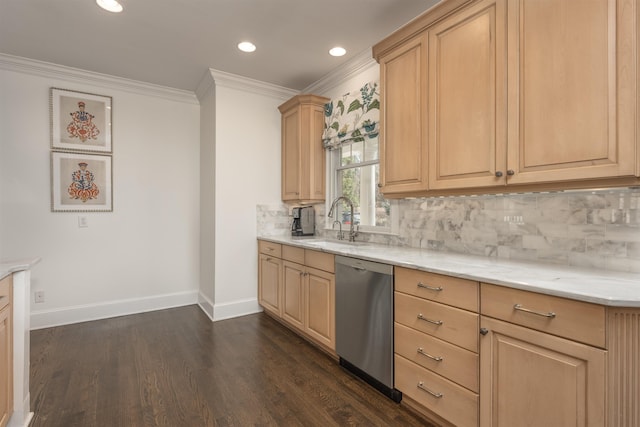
[266,247,274,251]
[417,314,443,325]
[513,304,556,318]
[417,347,443,362]
[417,381,443,398]
[417,282,443,291]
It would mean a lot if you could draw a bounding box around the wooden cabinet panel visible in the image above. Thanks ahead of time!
[282,261,305,331]
[395,267,479,312]
[396,354,479,427]
[481,283,606,348]
[278,94,329,203]
[305,267,335,350]
[395,323,479,393]
[304,249,334,273]
[258,240,282,258]
[480,316,606,427]
[0,307,11,427]
[258,254,281,317]
[506,0,636,184]
[282,245,304,264]
[378,33,429,194]
[395,292,479,352]
[281,106,301,200]
[428,0,507,189]
[0,275,12,427]
[607,308,640,427]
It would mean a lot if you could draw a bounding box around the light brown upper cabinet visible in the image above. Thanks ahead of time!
[506,0,636,184]
[378,33,429,194]
[428,0,507,190]
[278,94,329,203]
[374,0,638,196]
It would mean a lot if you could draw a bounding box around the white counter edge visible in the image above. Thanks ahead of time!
[258,236,640,308]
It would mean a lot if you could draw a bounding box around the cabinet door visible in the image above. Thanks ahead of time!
[0,306,12,427]
[428,0,507,190]
[258,254,282,316]
[281,107,301,201]
[506,0,636,184]
[378,33,429,194]
[304,267,335,350]
[282,261,305,331]
[480,316,606,427]
[307,104,326,202]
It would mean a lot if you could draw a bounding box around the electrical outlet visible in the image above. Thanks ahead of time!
[34,291,45,303]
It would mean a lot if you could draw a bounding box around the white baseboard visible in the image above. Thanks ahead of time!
[197,292,215,321]
[7,393,32,427]
[212,298,262,321]
[30,290,199,330]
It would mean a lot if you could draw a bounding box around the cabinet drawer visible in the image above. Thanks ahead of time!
[395,322,478,392]
[481,283,606,348]
[304,249,334,273]
[258,240,282,258]
[395,267,478,311]
[395,354,478,427]
[0,275,11,311]
[282,245,305,264]
[395,292,478,352]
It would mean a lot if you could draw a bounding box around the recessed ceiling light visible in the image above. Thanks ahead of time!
[238,42,257,53]
[329,47,347,57]
[96,0,123,12]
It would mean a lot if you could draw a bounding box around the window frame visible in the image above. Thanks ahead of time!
[325,139,395,235]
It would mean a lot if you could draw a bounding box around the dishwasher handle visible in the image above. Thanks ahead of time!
[335,255,393,276]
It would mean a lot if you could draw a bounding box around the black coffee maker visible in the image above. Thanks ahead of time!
[291,206,315,236]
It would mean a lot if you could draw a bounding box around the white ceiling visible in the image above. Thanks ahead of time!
[0,0,439,92]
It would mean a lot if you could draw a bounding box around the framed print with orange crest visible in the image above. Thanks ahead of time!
[50,88,112,153]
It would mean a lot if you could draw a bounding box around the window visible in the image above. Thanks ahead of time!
[328,136,390,231]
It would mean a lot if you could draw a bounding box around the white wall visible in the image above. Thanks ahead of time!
[197,70,296,320]
[0,56,201,328]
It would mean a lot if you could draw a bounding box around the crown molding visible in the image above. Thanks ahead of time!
[198,68,298,101]
[303,47,377,95]
[0,53,199,104]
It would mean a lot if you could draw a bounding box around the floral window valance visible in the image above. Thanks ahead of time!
[323,81,380,150]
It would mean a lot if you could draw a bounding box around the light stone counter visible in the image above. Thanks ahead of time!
[258,236,640,307]
[0,258,41,281]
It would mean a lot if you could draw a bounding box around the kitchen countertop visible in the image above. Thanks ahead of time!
[258,235,640,307]
[0,258,41,281]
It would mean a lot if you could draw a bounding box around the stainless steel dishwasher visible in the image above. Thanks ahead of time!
[335,255,401,402]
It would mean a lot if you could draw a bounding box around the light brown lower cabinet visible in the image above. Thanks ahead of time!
[0,275,13,427]
[304,266,335,350]
[394,277,639,427]
[257,240,335,353]
[258,253,282,317]
[479,316,606,427]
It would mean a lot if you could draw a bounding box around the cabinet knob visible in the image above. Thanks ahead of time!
[507,169,515,176]
[480,328,489,336]
[495,171,503,178]
[377,183,383,188]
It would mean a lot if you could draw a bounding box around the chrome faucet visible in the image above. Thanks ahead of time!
[328,196,358,242]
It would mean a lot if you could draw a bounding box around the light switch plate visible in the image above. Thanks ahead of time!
[78,216,88,228]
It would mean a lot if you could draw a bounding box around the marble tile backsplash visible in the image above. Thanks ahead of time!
[257,187,640,273]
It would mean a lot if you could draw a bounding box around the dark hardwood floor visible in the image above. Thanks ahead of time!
[30,305,433,426]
